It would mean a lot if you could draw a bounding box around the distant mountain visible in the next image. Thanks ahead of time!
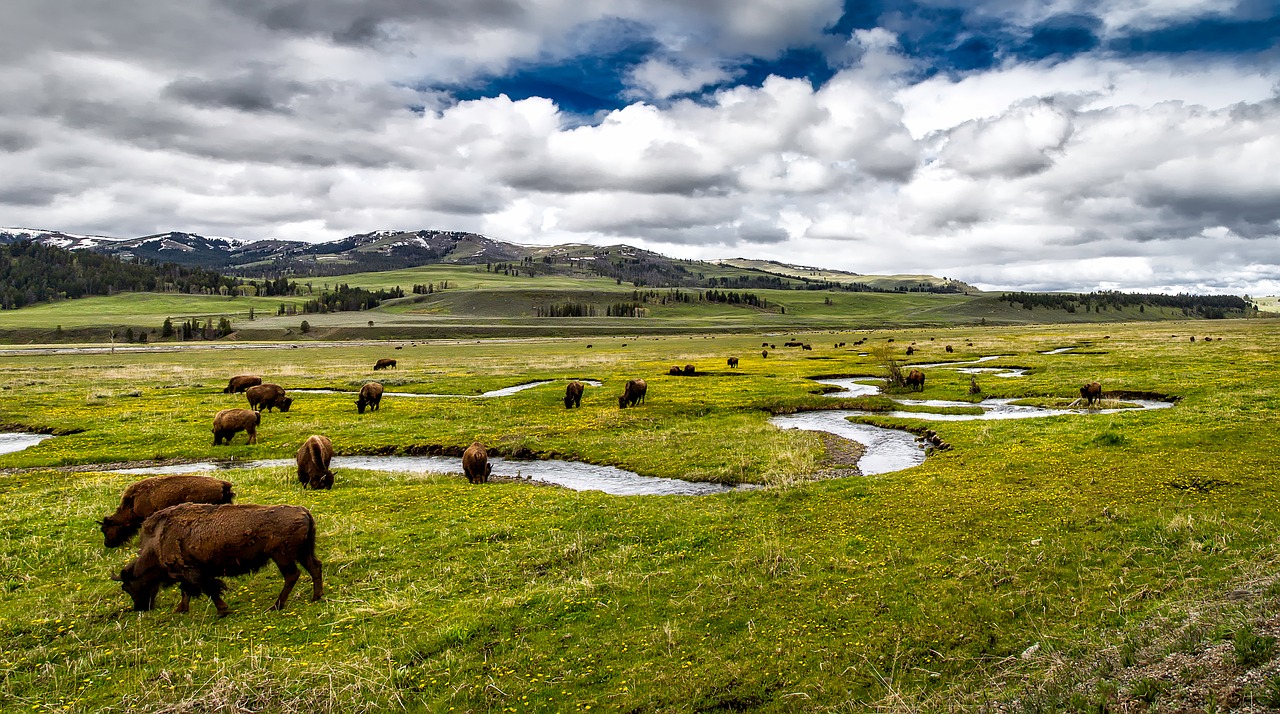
[0,227,966,290]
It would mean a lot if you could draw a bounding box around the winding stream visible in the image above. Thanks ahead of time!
[0,433,52,455]
[292,379,602,399]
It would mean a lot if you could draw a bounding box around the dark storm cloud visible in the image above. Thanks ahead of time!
[164,72,309,114]
[0,185,60,206]
[0,130,36,152]
[215,0,528,45]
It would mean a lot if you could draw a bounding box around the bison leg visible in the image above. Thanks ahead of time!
[302,553,323,602]
[272,559,301,611]
[175,583,199,613]
[246,428,257,445]
[201,578,231,617]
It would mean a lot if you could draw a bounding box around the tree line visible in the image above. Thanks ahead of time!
[999,290,1252,318]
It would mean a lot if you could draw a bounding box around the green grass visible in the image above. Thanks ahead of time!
[1,320,1278,710]
[0,292,309,330]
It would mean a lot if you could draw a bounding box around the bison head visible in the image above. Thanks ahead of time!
[112,562,162,611]
[279,397,293,413]
[618,394,628,409]
[356,397,368,414]
[99,516,136,548]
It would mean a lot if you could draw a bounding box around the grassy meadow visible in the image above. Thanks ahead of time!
[1,319,1279,711]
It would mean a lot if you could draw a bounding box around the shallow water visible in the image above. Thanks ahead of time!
[103,455,753,497]
[293,379,602,399]
[769,412,925,475]
[0,433,52,455]
[1040,347,1078,355]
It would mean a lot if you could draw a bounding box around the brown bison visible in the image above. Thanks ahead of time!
[618,378,647,409]
[356,382,384,414]
[761,349,768,358]
[113,503,322,616]
[373,358,397,370]
[222,375,262,394]
[212,408,260,445]
[945,345,953,353]
[801,344,812,351]
[245,383,292,413]
[462,442,492,484]
[100,475,234,548]
[669,366,683,376]
[1080,381,1102,407]
[296,435,334,490]
[683,364,696,375]
[727,357,739,368]
[905,369,926,391]
[905,346,915,355]
[564,381,584,409]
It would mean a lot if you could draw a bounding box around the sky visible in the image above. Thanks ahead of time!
[1,1,1278,293]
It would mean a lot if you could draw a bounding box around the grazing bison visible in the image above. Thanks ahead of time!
[245,383,292,413]
[669,366,683,376]
[373,358,397,371]
[222,375,262,394]
[100,475,234,548]
[462,442,492,484]
[905,346,915,355]
[683,364,696,375]
[761,342,769,347]
[564,381,584,409]
[801,344,813,351]
[904,369,926,391]
[945,345,953,353]
[212,408,260,445]
[296,435,334,490]
[727,357,739,368]
[113,503,322,616]
[761,349,768,358]
[618,379,647,409]
[1080,381,1102,407]
[356,382,384,414]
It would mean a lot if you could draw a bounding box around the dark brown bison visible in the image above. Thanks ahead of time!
[222,375,262,394]
[296,435,334,490]
[462,442,492,484]
[564,381,584,409]
[212,408,260,445]
[905,346,915,355]
[801,344,812,351]
[356,382,384,414]
[683,364,696,375]
[246,383,292,413]
[618,378,647,409]
[100,475,234,548]
[945,345,953,353]
[373,358,397,371]
[905,369,925,391]
[1080,381,1102,407]
[727,357,739,368]
[669,366,683,376]
[113,503,322,616]
[761,349,768,358]
[761,342,769,347]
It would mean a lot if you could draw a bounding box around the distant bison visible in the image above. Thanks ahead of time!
[1080,381,1102,407]
[905,346,915,356]
[564,381,584,409]
[223,375,262,394]
[727,357,739,368]
[761,342,769,347]
[356,382,383,414]
[296,435,334,490]
[761,349,768,358]
[373,358,397,371]
[100,475,234,548]
[113,503,322,616]
[462,442,492,484]
[945,345,953,353]
[246,383,292,413]
[212,408,259,445]
[669,366,683,376]
[683,364,696,375]
[801,344,812,351]
[905,369,926,391]
[618,379,647,409]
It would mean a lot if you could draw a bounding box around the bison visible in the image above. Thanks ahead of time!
[618,378,647,409]
[801,344,812,351]
[669,366,683,376]
[356,381,384,414]
[462,442,492,484]
[906,346,915,356]
[564,381,584,409]
[905,369,926,391]
[373,358,397,371]
[212,408,259,445]
[296,435,334,490]
[727,357,739,369]
[100,475,234,548]
[113,503,322,616]
[683,364,696,375]
[245,383,292,413]
[1080,381,1102,407]
[945,345,953,353]
[222,375,262,394]
[761,349,768,358]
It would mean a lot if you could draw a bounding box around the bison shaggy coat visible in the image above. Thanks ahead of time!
[245,383,292,413]
[618,378,647,409]
[905,369,926,391]
[373,358,397,370]
[223,375,262,394]
[1080,381,1103,407]
[114,503,322,616]
[727,357,739,368]
[683,364,696,375]
[212,408,260,445]
[462,442,492,484]
[100,475,234,547]
[564,381,584,409]
[357,382,384,414]
[296,435,335,490]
